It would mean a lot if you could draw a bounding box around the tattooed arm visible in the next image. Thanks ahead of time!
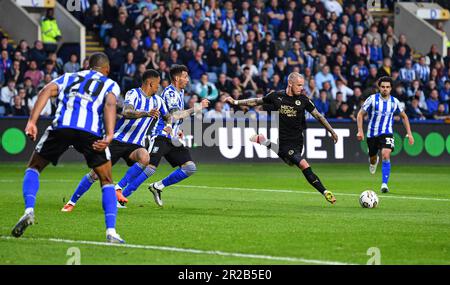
[122,104,160,119]
[224,97,264,107]
[310,108,339,143]
[170,99,210,120]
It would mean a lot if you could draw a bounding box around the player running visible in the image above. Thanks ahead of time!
[356,76,414,193]
[225,72,338,204]
[118,64,209,207]
[11,53,125,243]
[61,69,167,211]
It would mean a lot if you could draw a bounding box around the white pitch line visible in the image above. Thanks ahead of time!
[1,179,449,202]
[172,185,450,202]
[0,236,353,265]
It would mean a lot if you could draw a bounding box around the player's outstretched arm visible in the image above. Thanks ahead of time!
[122,104,160,119]
[25,82,58,141]
[399,111,414,145]
[310,109,338,143]
[171,99,210,120]
[356,109,366,141]
[225,97,264,107]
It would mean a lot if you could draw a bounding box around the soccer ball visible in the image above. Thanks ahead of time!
[359,190,379,208]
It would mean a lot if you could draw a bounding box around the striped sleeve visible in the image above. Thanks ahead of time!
[123,89,138,107]
[51,73,68,92]
[394,97,403,113]
[158,96,169,116]
[107,81,121,98]
[362,95,374,112]
[163,88,180,111]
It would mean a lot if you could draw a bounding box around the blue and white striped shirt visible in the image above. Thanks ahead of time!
[51,70,121,137]
[152,84,184,139]
[363,93,403,138]
[413,63,430,82]
[114,88,168,146]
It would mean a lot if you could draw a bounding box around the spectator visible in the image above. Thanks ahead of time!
[333,79,353,101]
[43,60,58,80]
[314,65,335,90]
[280,9,297,38]
[414,56,431,84]
[426,90,440,116]
[0,37,14,56]
[377,57,392,78]
[240,66,258,95]
[41,8,62,53]
[194,73,219,102]
[110,12,132,47]
[105,37,125,80]
[399,59,416,85]
[222,9,237,41]
[63,54,80,73]
[9,95,28,116]
[265,0,285,34]
[0,79,17,113]
[433,103,450,120]
[207,40,226,76]
[336,103,352,119]
[120,51,136,92]
[5,60,23,85]
[369,38,383,66]
[26,55,47,84]
[29,40,47,68]
[314,90,330,115]
[216,73,233,96]
[178,38,195,66]
[205,101,228,120]
[329,91,345,118]
[406,98,427,120]
[427,44,442,68]
[0,50,12,80]
[394,34,411,58]
[439,80,450,103]
[188,51,209,83]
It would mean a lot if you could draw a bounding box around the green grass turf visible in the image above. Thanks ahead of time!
[0,162,449,265]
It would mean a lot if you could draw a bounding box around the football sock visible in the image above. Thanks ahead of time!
[123,166,156,197]
[160,163,196,188]
[70,173,96,204]
[117,162,146,189]
[23,168,40,210]
[302,167,326,194]
[102,184,117,229]
[382,160,391,184]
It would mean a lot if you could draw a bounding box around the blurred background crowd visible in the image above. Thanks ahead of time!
[1,0,449,121]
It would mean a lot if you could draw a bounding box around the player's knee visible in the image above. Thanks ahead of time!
[138,150,150,166]
[181,162,197,177]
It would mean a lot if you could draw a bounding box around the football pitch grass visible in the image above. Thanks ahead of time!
[0,162,449,265]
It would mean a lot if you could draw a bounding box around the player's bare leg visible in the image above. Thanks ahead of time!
[115,148,150,206]
[12,152,50,237]
[369,155,379,175]
[380,148,392,193]
[93,161,124,244]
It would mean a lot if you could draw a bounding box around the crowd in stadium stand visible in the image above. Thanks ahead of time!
[1,0,450,121]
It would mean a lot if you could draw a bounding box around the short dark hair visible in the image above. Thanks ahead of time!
[377,76,393,87]
[169,64,188,81]
[89,52,110,69]
[142,69,160,82]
